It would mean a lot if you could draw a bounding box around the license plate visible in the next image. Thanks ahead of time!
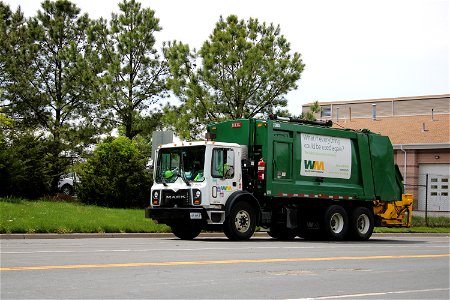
[190,212,202,219]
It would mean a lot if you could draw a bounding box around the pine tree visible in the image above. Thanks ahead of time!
[164,15,305,139]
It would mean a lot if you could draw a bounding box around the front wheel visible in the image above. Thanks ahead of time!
[348,207,374,241]
[323,205,348,240]
[224,202,256,241]
[170,222,202,240]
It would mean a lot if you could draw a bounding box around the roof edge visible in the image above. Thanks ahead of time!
[303,94,450,106]
[393,143,450,150]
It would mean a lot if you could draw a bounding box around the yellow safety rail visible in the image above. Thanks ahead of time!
[373,194,413,227]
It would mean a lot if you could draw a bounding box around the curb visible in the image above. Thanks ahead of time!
[0,232,448,240]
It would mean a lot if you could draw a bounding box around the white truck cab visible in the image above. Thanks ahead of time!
[146,141,257,239]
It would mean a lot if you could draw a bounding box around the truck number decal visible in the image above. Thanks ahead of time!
[300,133,351,179]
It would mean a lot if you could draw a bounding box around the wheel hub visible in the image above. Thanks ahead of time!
[235,210,250,233]
[356,214,370,234]
[330,213,344,233]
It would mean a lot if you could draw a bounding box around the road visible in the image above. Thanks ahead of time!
[1,234,449,299]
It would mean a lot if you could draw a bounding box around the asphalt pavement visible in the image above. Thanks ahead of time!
[1,234,449,299]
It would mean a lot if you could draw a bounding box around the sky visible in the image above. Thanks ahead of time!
[4,0,450,115]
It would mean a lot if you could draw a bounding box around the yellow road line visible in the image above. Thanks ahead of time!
[1,253,449,272]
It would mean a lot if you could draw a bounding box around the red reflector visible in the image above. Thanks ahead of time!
[152,200,159,205]
[193,199,201,205]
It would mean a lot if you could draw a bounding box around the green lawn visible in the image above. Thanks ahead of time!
[0,197,170,234]
[0,197,449,234]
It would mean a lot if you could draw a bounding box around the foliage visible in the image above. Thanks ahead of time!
[76,136,152,208]
[90,0,168,139]
[1,0,103,148]
[0,198,169,233]
[0,110,12,128]
[0,132,67,199]
[301,100,321,121]
[1,0,106,193]
[164,15,305,139]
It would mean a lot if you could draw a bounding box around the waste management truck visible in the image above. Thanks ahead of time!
[145,116,413,241]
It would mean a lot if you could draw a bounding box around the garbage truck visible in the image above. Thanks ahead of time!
[145,116,413,241]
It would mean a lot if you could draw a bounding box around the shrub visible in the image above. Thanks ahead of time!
[77,136,152,208]
[0,133,58,199]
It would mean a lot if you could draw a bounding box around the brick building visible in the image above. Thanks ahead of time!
[302,94,450,212]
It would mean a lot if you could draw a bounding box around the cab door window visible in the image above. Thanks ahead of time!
[212,148,235,179]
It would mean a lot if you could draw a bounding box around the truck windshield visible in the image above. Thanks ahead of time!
[155,146,206,183]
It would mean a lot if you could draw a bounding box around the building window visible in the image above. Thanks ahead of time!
[321,107,331,118]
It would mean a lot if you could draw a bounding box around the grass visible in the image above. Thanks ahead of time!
[374,216,450,233]
[0,197,170,234]
[0,197,449,234]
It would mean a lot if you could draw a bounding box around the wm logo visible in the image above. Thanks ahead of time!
[304,160,324,170]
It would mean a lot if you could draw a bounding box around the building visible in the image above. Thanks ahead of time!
[302,94,450,212]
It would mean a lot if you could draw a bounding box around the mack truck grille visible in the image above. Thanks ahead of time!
[161,189,190,207]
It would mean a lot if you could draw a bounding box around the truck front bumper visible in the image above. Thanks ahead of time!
[145,207,208,224]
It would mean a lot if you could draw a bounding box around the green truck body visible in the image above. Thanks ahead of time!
[209,118,404,202]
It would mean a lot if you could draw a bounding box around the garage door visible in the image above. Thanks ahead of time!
[418,164,450,212]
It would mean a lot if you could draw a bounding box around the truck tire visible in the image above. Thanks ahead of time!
[61,184,73,196]
[348,207,374,241]
[323,205,348,240]
[170,222,202,240]
[224,201,256,241]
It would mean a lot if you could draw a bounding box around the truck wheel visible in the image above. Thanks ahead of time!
[224,201,256,241]
[323,205,348,240]
[61,184,73,196]
[170,222,202,240]
[348,207,374,241]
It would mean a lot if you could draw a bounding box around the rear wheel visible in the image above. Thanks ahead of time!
[323,205,348,240]
[170,222,202,240]
[348,207,374,241]
[224,201,256,241]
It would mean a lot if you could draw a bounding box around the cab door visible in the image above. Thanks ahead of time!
[210,147,240,204]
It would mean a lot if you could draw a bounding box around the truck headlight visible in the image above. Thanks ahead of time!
[193,189,201,205]
[152,190,160,206]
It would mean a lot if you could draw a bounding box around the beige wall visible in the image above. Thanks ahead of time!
[303,95,450,120]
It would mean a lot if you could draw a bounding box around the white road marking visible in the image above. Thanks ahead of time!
[292,287,450,299]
